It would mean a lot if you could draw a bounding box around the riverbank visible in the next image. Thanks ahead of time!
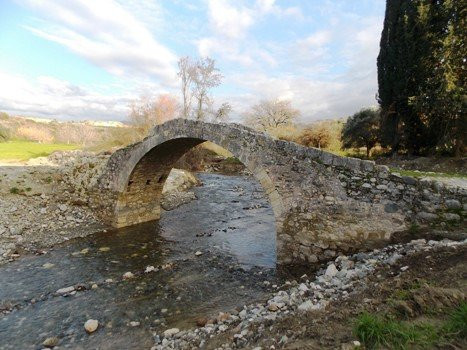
[0,150,200,265]
[152,238,466,349]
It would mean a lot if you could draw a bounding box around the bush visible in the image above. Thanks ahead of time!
[0,125,11,142]
[16,125,54,143]
[295,120,343,152]
[0,112,10,120]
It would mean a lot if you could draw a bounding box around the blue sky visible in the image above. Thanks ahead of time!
[0,0,385,122]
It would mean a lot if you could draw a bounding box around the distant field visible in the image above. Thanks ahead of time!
[0,141,79,161]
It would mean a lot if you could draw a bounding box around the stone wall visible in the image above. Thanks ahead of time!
[95,119,466,265]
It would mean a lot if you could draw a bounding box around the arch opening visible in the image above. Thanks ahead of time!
[111,137,284,240]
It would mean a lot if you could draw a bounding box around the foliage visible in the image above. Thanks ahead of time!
[0,141,79,161]
[245,99,300,131]
[0,112,9,120]
[341,108,380,157]
[377,0,466,156]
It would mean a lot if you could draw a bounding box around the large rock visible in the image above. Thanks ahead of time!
[162,169,200,194]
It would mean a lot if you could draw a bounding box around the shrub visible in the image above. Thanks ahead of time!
[16,125,54,143]
[295,120,343,152]
[10,187,20,194]
[0,125,11,142]
[0,112,9,120]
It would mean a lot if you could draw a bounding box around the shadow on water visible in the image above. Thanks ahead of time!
[0,173,281,349]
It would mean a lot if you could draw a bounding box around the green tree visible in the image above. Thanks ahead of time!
[341,108,380,158]
[411,0,466,156]
[378,0,466,156]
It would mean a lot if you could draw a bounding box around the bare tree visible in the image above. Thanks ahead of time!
[245,99,300,131]
[177,56,196,118]
[128,94,179,136]
[213,102,232,122]
[192,57,223,121]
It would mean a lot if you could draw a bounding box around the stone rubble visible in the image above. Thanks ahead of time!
[151,238,466,349]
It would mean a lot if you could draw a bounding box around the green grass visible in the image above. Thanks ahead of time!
[444,302,467,338]
[0,141,79,161]
[389,168,467,179]
[354,304,467,349]
[354,313,438,349]
[223,157,243,164]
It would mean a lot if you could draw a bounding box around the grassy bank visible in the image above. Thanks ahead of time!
[0,141,79,161]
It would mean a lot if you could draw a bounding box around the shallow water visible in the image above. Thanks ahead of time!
[0,173,278,349]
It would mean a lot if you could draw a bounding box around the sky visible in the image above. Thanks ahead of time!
[0,0,386,123]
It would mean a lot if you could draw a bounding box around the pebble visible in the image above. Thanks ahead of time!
[130,321,140,327]
[84,319,99,333]
[145,265,156,273]
[195,251,203,256]
[163,328,180,337]
[123,272,134,279]
[42,337,59,348]
[267,303,279,312]
[56,286,75,295]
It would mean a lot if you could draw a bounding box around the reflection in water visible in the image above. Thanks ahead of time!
[0,173,277,349]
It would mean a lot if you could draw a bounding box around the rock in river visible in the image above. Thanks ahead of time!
[163,328,180,337]
[84,319,99,333]
[122,271,134,280]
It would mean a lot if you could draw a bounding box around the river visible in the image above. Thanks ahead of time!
[0,173,279,349]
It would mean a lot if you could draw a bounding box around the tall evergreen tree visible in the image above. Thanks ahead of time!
[377,0,466,156]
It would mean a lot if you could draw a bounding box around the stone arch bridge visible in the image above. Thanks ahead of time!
[95,119,465,265]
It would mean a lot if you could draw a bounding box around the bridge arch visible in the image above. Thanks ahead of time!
[100,119,284,233]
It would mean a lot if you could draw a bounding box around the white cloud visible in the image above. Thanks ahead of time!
[4,0,384,122]
[300,31,332,47]
[0,70,132,121]
[207,0,253,39]
[19,0,178,86]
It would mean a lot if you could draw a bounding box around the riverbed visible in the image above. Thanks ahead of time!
[0,173,279,349]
